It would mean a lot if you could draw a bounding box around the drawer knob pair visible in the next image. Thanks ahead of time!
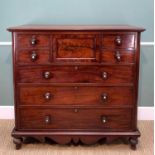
[115,36,122,46]
[43,71,52,79]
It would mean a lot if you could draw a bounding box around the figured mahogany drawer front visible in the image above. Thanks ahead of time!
[17,49,50,65]
[19,108,132,131]
[101,50,135,63]
[17,34,50,48]
[19,85,133,106]
[53,34,100,62]
[102,34,135,50]
[18,66,133,84]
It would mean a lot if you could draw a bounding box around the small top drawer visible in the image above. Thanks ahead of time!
[17,49,50,65]
[101,50,135,63]
[102,33,135,50]
[17,34,50,48]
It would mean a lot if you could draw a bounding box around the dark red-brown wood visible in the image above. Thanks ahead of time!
[101,49,135,63]
[18,85,134,106]
[17,49,50,65]
[18,107,132,131]
[7,25,145,150]
[17,65,134,84]
[17,34,50,48]
[102,33,136,50]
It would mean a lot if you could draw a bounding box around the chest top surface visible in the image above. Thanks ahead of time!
[7,25,145,32]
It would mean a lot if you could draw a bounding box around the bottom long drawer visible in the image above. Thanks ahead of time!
[18,107,133,131]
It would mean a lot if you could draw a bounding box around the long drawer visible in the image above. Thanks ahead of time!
[18,107,132,131]
[17,66,134,84]
[18,85,133,106]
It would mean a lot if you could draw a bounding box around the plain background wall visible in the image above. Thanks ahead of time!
[0,0,154,106]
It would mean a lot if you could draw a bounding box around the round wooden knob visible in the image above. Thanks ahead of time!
[43,71,52,79]
[31,51,38,61]
[102,72,108,80]
[44,92,52,100]
[115,51,121,62]
[101,116,107,123]
[31,36,37,45]
[45,115,51,124]
[115,36,122,46]
[101,93,108,102]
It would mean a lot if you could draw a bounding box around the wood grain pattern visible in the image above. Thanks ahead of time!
[19,85,134,106]
[53,34,100,62]
[102,34,135,50]
[7,25,145,32]
[17,49,50,65]
[17,65,134,84]
[18,107,132,131]
[101,50,135,63]
[17,34,50,48]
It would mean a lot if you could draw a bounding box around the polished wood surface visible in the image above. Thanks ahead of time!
[17,66,133,84]
[19,108,132,131]
[102,33,135,50]
[53,33,100,62]
[101,50,135,63]
[17,49,50,65]
[8,25,145,150]
[7,25,145,31]
[17,34,50,48]
[19,85,133,106]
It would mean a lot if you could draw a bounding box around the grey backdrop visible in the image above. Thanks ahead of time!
[0,0,154,106]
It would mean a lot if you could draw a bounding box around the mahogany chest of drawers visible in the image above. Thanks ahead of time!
[7,25,145,150]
